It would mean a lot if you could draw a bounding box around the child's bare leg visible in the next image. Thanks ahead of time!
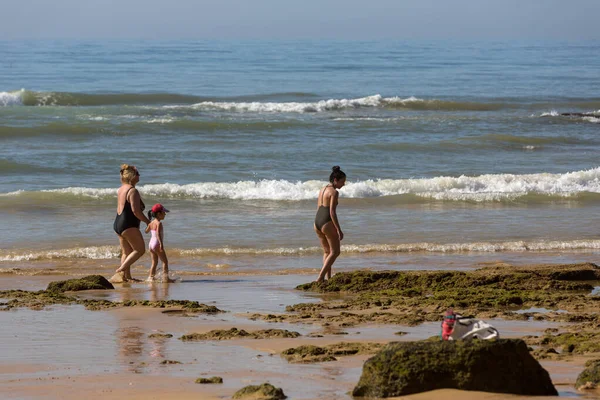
[147,250,158,282]
[157,250,174,282]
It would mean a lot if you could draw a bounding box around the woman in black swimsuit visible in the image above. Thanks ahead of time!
[314,166,346,283]
[111,164,151,283]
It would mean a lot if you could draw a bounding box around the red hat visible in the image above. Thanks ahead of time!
[151,203,170,213]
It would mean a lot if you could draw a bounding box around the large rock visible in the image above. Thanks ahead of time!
[353,339,557,397]
[575,359,600,390]
[47,275,114,293]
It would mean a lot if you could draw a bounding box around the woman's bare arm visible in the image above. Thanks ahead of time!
[329,190,343,240]
[129,189,151,225]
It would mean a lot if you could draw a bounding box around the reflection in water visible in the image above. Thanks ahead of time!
[149,282,171,301]
[148,334,168,359]
[116,326,144,373]
[113,283,172,372]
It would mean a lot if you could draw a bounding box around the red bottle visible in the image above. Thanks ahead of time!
[441,308,456,340]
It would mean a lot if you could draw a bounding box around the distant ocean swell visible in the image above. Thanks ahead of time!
[3,239,600,263]
[3,168,600,203]
[4,90,600,113]
[0,120,311,139]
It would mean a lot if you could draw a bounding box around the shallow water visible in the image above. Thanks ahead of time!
[0,270,583,399]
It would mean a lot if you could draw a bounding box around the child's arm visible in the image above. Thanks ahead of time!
[145,221,151,233]
[158,221,164,251]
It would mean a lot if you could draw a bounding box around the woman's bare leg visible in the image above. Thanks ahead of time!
[316,222,340,282]
[315,224,330,282]
[112,235,134,282]
[118,235,132,266]
[115,228,145,280]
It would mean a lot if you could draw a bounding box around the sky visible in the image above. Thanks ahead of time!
[2,0,600,40]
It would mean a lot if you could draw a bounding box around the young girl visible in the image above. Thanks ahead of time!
[145,203,175,283]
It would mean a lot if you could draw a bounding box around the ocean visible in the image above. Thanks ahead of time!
[2,39,600,275]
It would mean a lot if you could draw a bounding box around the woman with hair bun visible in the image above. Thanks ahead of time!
[110,164,151,283]
[314,165,346,283]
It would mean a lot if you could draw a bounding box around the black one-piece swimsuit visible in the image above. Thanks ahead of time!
[314,186,333,230]
[113,188,145,235]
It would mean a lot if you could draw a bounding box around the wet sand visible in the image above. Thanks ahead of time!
[0,269,594,399]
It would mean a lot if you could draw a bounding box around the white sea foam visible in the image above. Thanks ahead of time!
[583,116,600,124]
[4,168,600,202]
[147,118,174,124]
[3,240,600,262]
[77,114,108,121]
[333,117,409,122]
[162,94,425,113]
[0,246,120,262]
[0,89,24,106]
[540,110,559,117]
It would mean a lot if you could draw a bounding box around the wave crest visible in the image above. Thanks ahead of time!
[4,168,600,202]
[170,95,505,113]
[0,246,120,262]
[3,240,600,262]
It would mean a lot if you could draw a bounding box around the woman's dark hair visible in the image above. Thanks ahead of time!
[147,210,157,221]
[329,165,346,183]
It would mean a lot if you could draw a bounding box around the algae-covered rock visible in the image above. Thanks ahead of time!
[232,383,286,399]
[47,275,114,293]
[281,342,383,363]
[196,376,223,384]
[576,359,600,390]
[352,339,557,397]
[530,331,600,354]
[298,264,600,294]
[160,359,182,365]
[281,345,336,363]
[180,328,300,341]
[148,333,173,339]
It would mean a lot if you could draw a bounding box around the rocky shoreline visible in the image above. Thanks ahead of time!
[3,263,600,397]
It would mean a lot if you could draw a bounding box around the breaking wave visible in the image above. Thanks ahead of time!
[4,167,600,203]
[3,239,600,263]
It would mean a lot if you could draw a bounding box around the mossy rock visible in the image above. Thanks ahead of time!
[281,342,383,363]
[232,383,286,399]
[180,328,300,341]
[534,331,600,354]
[148,333,173,339]
[298,264,600,294]
[160,359,182,365]
[353,339,557,397]
[196,376,223,384]
[47,275,114,293]
[281,345,335,363]
[576,359,600,390]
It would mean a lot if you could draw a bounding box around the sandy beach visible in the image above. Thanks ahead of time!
[2,260,598,400]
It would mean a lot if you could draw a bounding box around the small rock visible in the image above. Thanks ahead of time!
[195,376,223,384]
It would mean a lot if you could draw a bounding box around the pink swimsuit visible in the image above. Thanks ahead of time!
[149,230,160,251]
